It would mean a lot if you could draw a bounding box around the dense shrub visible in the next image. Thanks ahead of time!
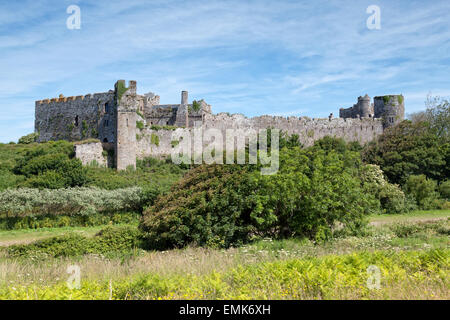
[141,142,375,249]
[0,142,185,192]
[0,212,139,230]
[389,221,449,238]
[439,180,450,200]
[360,164,407,214]
[363,120,448,185]
[0,187,144,217]
[404,175,439,209]
[7,225,143,258]
[18,133,38,144]
[12,141,89,189]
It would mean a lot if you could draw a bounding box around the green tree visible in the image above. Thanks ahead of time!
[18,132,38,144]
[404,175,439,209]
[140,144,374,250]
[362,120,447,185]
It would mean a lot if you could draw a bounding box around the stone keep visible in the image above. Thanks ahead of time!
[34,81,404,170]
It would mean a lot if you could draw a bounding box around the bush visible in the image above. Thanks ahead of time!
[389,221,449,238]
[360,164,407,214]
[7,226,144,258]
[12,141,89,189]
[141,144,375,250]
[404,175,440,209]
[0,142,185,192]
[362,121,448,185]
[18,133,38,144]
[0,187,144,217]
[439,180,450,200]
[0,212,139,230]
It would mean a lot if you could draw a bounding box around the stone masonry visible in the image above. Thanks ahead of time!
[34,80,405,170]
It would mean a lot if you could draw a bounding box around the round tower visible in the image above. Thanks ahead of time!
[374,95,405,128]
[358,94,371,118]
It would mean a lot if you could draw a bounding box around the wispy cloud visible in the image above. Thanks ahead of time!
[0,0,449,142]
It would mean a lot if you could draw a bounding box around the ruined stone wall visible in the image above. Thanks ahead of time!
[145,105,179,125]
[133,112,384,161]
[203,113,383,146]
[35,92,115,143]
[74,142,107,167]
[136,128,181,159]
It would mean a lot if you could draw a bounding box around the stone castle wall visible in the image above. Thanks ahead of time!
[34,80,399,169]
[74,142,107,167]
[202,113,383,146]
[35,92,116,143]
[131,114,383,164]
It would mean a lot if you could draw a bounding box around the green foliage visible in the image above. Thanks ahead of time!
[18,133,38,144]
[7,225,143,258]
[116,81,128,103]
[74,139,101,145]
[0,212,139,230]
[0,187,144,217]
[2,249,443,299]
[191,100,201,112]
[363,120,448,185]
[141,140,375,249]
[389,221,449,239]
[8,140,89,189]
[151,133,160,146]
[150,125,177,131]
[423,96,450,140]
[136,120,144,130]
[0,142,185,195]
[136,110,144,119]
[404,175,439,210]
[279,132,302,149]
[360,164,407,214]
[439,180,450,200]
[86,157,184,193]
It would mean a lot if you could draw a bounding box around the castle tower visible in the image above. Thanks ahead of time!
[114,80,137,170]
[374,95,405,128]
[358,94,372,118]
[175,90,189,127]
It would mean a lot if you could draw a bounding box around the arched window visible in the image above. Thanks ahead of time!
[103,138,108,143]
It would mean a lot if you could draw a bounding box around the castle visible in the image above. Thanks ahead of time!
[34,80,405,170]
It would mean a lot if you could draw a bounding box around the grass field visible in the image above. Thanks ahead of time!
[369,210,450,225]
[0,210,448,300]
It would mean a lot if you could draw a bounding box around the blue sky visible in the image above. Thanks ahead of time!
[1,0,450,142]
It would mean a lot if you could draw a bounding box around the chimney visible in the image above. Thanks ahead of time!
[181,91,188,105]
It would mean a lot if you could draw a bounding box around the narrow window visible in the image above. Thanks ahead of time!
[105,119,108,127]
[126,118,128,127]
[75,115,79,127]
[105,103,109,113]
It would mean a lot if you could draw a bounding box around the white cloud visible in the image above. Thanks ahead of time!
[1,0,450,142]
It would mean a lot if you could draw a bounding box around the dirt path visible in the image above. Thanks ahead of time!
[369,216,448,227]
